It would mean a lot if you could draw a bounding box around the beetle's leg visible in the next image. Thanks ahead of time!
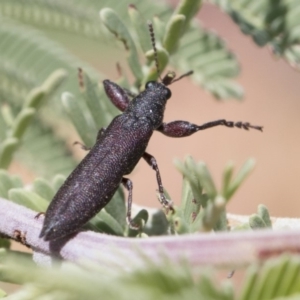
[142,152,173,211]
[73,128,106,151]
[96,127,106,141]
[157,120,263,137]
[121,177,139,230]
[73,141,91,151]
[34,212,45,219]
[103,80,130,112]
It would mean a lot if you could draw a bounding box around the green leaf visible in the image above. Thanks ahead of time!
[224,158,255,200]
[10,174,23,188]
[11,107,36,138]
[0,169,19,198]
[128,4,152,53]
[240,255,300,300]
[24,69,67,109]
[257,204,272,228]
[0,137,19,169]
[32,178,55,203]
[175,156,228,233]
[61,92,96,148]
[213,209,228,232]
[153,15,167,43]
[8,188,48,211]
[173,0,202,32]
[273,294,300,300]
[249,214,267,229]
[23,88,46,110]
[88,209,124,236]
[1,103,14,127]
[180,176,197,225]
[0,67,69,171]
[175,156,204,207]
[17,125,76,178]
[52,174,66,191]
[221,161,234,196]
[144,209,169,236]
[79,70,113,129]
[175,216,191,234]
[100,8,143,82]
[163,14,186,54]
[173,26,242,99]
[196,162,217,200]
[201,196,226,232]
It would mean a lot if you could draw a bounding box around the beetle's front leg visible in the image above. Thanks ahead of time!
[73,141,92,151]
[74,128,106,151]
[157,120,263,137]
[142,152,173,211]
[103,80,131,112]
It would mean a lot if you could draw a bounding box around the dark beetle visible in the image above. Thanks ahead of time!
[39,72,262,241]
[40,30,262,242]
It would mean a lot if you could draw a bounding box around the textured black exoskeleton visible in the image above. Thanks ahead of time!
[39,24,263,241]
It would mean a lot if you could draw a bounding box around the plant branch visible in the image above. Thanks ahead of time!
[1,197,300,269]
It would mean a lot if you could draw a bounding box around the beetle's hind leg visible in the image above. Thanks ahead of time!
[122,177,139,230]
[142,152,174,212]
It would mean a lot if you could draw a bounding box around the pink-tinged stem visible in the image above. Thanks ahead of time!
[1,197,300,269]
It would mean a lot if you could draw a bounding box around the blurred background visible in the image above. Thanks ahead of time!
[5,1,300,218]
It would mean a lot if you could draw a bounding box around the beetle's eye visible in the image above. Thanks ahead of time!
[164,88,172,99]
[145,81,155,89]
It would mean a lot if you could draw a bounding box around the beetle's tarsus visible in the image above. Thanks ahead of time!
[73,141,91,151]
[35,212,45,220]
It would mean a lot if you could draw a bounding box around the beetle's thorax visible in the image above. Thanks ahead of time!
[126,81,171,129]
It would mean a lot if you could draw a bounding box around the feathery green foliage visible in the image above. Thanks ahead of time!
[0,0,242,102]
[0,69,67,169]
[240,255,300,300]
[1,251,300,300]
[173,156,256,233]
[0,250,234,300]
[212,0,300,68]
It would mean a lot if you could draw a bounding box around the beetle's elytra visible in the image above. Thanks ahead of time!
[39,23,262,241]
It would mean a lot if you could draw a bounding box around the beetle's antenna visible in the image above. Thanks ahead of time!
[147,21,193,86]
[148,21,162,81]
[171,70,194,84]
[162,70,194,86]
